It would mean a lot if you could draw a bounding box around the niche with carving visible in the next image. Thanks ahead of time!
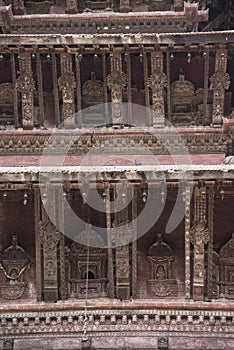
[147,234,178,297]
[170,70,196,123]
[219,233,234,299]
[65,229,108,298]
[0,234,30,300]
[81,0,113,12]
[81,72,105,126]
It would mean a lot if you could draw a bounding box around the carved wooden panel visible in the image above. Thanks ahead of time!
[171,70,195,123]
[65,237,108,299]
[0,234,30,300]
[147,234,178,297]
[81,72,105,126]
[219,233,234,299]
[0,83,14,124]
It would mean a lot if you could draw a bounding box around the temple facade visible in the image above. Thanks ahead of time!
[0,1,234,349]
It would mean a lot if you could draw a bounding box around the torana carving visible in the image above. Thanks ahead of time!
[147,234,178,297]
[171,69,195,123]
[0,234,30,300]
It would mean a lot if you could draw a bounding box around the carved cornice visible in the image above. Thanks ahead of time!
[0,307,234,339]
[0,130,229,156]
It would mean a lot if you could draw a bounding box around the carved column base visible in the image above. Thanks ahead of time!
[44,288,58,302]
[193,286,204,301]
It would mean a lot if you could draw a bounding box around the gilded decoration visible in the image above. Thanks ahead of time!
[0,234,30,300]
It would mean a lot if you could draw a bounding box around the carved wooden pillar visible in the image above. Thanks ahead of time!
[114,184,130,300]
[13,0,24,15]
[166,52,171,122]
[120,0,130,12]
[131,185,138,298]
[184,186,191,299]
[38,188,60,302]
[203,51,210,125]
[52,52,60,126]
[210,50,230,125]
[190,186,209,301]
[102,53,109,123]
[107,50,127,124]
[207,186,214,299]
[75,53,82,127]
[106,183,114,298]
[147,52,167,127]
[57,188,66,300]
[66,0,78,13]
[10,53,19,128]
[143,52,150,124]
[16,53,35,129]
[34,189,42,301]
[58,53,76,128]
[40,213,60,301]
[36,53,45,126]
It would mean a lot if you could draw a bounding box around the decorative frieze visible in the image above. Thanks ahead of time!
[210,50,230,125]
[147,52,167,127]
[58,53,76,128]
[106,51,127,123]
[16,53,35,129]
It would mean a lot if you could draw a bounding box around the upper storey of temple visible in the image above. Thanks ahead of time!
[0,1,209,34]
